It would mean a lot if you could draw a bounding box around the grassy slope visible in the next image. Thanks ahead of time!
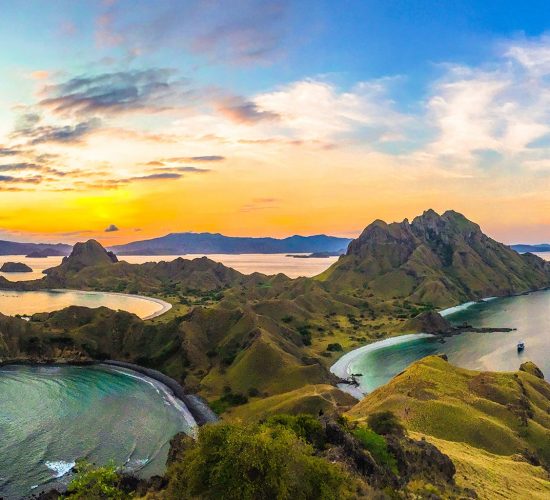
[348,356,550,498]
[224,384,357,421]
[414,433,550,500]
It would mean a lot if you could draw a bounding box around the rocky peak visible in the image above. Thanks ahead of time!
[411,209,481,239]
[56,240,118,273]
[347,218,417,257]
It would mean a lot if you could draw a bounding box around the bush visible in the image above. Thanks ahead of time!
[265,414,326,450]
[210,391,249,414]
[353,427,398,473]
[65,460,129,499]
[326,343,343,352]
[165,422,347,500]
[367,411,405,437]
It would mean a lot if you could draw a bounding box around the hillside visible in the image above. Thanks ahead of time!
[319,209,550,307]
[348,355,550,498]
[109,232,351,255]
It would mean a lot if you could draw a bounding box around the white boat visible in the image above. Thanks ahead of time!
[517,341,525,352]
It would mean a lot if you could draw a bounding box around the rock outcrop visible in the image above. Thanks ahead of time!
[519,361,545,380]
[402,311,452,334]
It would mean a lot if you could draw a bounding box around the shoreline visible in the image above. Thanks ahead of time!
[0,359,218,427]
[46,288,173,320]
[330,288,550,399]
[330,333,434,397]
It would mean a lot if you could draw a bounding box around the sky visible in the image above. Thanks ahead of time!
[1,0,550,244]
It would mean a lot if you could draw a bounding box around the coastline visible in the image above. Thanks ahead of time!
[330,288,550,399]
[48,288,173,320]
[330,333,434,398]
[0,359,218,427]
[101,360,218,426]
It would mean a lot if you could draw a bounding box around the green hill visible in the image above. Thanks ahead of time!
[318,209,550,307]
[347,355,550,498]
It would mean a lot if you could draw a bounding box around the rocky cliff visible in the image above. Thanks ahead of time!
[320,209,550,307]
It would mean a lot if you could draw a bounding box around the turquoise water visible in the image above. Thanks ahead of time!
[348,290,550,394]
[0,365,195,499]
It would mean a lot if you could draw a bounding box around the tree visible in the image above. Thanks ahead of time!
[65,460,129,499]
[165,422,348,499]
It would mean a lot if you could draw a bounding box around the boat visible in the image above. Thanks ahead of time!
[517,341,525,352]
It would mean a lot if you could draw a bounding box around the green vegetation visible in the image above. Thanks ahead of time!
[366,410,405,437]
[164,422,349,500]
[210,390,249,414]
[65,460,129,500]
[3,210,550,499]
[349,356,550,497]
[353,426,397,473]
[264,413,326,449]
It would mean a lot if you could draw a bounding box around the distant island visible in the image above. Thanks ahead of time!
[286,250,344,258]
[0,240,71,257]
[512,243,550,253]
[108,232,352,255]
[26,248,67,258]
[0,262,33,273]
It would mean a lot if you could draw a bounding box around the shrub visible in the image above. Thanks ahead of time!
[65,460,129,499]
[326,343,343,352]
[248,387,261,397]
[210,391,249,414]
[165,422,347,500]
[353,427,398,473]
[367,411,405,437]
[265,414,326,450]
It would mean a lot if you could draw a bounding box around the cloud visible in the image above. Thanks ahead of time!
[105,224,119,232]
[30,70,51,80]
[160,155,225,163]
[0,147,21,157]
[156,166,210,173]
[240,197,280,212]
[249,78,410,143]
[217,96,280,124]
[96,0,293,64]
[14,119,101,145]
[0,162,40,172]
[133,172,181,181]
[187,155,225,162]
[0,174,42,184]
[417,37,550,171]
[39,69,188,116]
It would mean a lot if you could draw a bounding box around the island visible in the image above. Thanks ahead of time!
[286,250,344,258]
[26,248,67,258]
[0,261,33,273]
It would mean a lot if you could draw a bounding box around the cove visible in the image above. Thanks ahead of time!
[0,364,195,500]
[0,289,172,319]
[332,289,550,396]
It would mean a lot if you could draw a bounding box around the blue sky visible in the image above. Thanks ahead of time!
[1,1,550,243]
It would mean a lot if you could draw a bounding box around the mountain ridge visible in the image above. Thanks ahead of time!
[512,243,550,253]
[108,232,351,255]
[0,240,72,256]
[319,209,550,307]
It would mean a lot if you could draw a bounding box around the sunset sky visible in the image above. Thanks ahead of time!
[2,0,550,244]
